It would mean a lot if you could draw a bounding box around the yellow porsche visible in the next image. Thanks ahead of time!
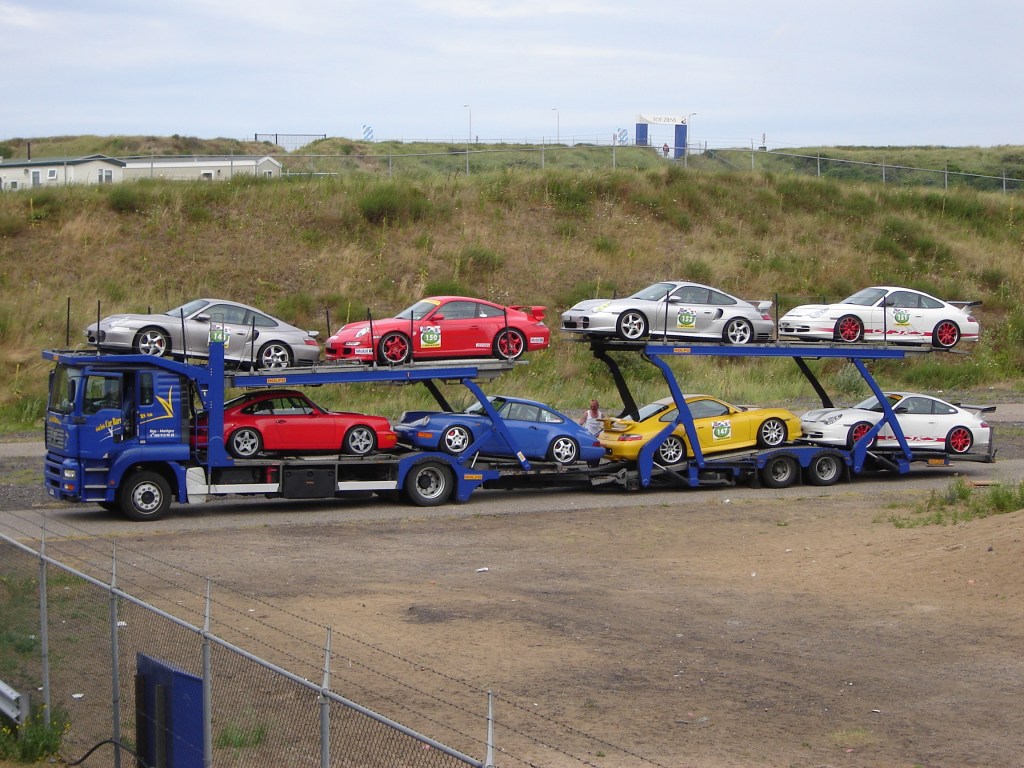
[598,395,802,463]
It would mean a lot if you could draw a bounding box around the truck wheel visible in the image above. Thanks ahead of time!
[761,455,797,488]
[119,470,171,521]
[806,453,842,486]
[404,462,453,506]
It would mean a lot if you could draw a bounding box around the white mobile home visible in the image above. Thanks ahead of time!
[0,155,126,190]
[121,155,282,181]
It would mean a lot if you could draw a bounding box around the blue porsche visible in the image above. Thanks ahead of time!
[396,395,605,465]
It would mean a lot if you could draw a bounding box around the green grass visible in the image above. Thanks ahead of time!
[0,708,69,762]
[2,138,1024,433]
[889,478,1024,527]
[214,722,267,750]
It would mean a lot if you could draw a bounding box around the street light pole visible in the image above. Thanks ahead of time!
[464,104,471,175]
[684,112,697,167]
[552,107,559,144]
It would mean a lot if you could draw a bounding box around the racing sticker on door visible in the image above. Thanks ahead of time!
[711,420,733,441]
[420,326,442,348]
[892,309,911,326]
[676,309,697,329]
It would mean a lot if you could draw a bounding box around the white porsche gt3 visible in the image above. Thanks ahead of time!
[778,286,980,348]
[800,392,993,454]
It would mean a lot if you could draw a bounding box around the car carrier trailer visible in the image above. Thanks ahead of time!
[581,339,995,491]
[42,335,995,521]
[42,340,562,520]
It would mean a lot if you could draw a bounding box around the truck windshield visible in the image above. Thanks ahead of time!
[48,365,82,415]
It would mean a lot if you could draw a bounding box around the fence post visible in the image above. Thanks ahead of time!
[203,580,213,768]
[38,528,52,726]
[484,690,495,768]
[320,627,332,768]
[109,544,122,768]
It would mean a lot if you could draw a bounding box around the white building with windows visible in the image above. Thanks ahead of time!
[0,155,126,190]
[121,155,282,181]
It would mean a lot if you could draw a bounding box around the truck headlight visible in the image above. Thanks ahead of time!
[63,468,77,479]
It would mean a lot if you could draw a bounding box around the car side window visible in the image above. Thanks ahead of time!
[478,304,505,318]
[438,301,477,320]
[673,286,710,304]
[689,400,728,419]
[250,311,277,328]
[920,295,943,309]
[707,290,737,306]
[541,410,563,424]
[205,304,250,325]
[899,397,931,414]
[886,291,918,308]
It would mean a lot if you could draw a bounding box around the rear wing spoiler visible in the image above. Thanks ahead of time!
[955,403,997,414]
[510,305,547,322]
[752,300,773,314]
[948,300,983,310]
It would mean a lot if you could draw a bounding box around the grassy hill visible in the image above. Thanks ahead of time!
[1,138,1022,432]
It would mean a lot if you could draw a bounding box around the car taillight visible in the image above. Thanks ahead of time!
[968,315,977,323]
[305,339,320,346]
[618,434,643,442]
[980,421,990,428]
[761,313,772,321]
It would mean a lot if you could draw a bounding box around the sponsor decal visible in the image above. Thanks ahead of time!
[421,325,442,348]
[95,416,123,434]
[673,347,691,353]
[893,309,911,325]
[594,302,611,311]
[711,420,732,441]
[676,308,697,329]
[355,347,373,355]
[529,337,545,344]
[463,473,484,480]
[266,377,286,384]
[475,343,490,348]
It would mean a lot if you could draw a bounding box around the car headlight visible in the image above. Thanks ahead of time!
[822,414,844,425]
[355,328,369,339]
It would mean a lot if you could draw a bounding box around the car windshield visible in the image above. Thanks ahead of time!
[628,283,675,302]
[395,300,440,321]
[840,288,888,306]
[165,299,210,317]
[852,394,902,411]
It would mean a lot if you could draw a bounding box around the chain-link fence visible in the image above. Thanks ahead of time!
[1,511,675,768]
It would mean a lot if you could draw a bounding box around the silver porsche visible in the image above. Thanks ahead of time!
[85,298,322,369]
[560,281,774,343]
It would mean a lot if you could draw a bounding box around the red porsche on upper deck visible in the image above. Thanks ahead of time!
[325,296,550,364]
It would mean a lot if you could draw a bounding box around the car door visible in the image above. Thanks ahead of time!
[666,285,716,337]
[251,395,336,451]
[183,303,252,360]
[483,400,548,458]
[888,395,942,449]
[417,300,491,357]
[686,397,749,452]
[882,290,929,343]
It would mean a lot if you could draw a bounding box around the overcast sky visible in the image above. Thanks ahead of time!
[4,1,1021,149]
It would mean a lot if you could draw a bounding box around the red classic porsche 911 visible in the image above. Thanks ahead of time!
[195,389,398,458]
[324,296,551,364]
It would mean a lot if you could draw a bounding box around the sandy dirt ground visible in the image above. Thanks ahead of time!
[3,443,1024,768]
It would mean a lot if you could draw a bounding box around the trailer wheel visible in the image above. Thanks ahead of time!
[806,453,843,486]
[761,455,798,488]
[119,470,171,521]
[404,462,453,506]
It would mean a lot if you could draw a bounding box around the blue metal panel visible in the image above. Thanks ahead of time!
[674,124,687,159]
[137,653,203,768]
[635,123,649,146]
